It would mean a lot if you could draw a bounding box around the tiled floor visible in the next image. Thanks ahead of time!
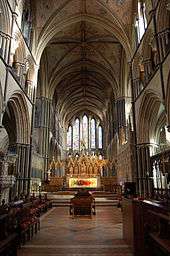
[18,206,133,256]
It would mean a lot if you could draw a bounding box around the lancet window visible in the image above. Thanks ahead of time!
[73,118,80,150]
[67,114,103,151]
[67,126,72,150]
[98,126,103,149]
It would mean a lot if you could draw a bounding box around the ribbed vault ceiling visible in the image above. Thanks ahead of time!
[38,0,133,125]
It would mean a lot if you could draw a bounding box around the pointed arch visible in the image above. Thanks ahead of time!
[157,0,170,32]
[138,90,165,144]
[36,14,132,63]
[3,92,31,145]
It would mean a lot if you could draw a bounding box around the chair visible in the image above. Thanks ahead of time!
[70,194,95,216]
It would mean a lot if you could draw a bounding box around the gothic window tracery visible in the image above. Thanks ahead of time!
[90,118,96,149]
[67,126,72,150]
[98,126,103,149]
[82,115,88,148]
[67,114,103,152]
[73,118,80,150]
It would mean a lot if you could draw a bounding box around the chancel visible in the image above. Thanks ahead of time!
[0,0,170,256]
[66,152,107,188]
[48,140,108,189]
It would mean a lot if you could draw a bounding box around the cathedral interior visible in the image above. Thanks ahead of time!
[0,0,170,255]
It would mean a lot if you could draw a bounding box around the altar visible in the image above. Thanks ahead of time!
[65,152,107,189]
[47,147,108,190]
[68,177,100,188]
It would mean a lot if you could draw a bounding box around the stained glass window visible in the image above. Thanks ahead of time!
[82,115,88,148]
[67,126,72,150]
[98,126,103,149]
[91,119,96,148]
[66,115,101,151]
[73,118,80,150]
[80,120,82,142]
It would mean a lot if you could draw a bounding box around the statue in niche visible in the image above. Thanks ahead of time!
[74,164,79,175]
[93,164,98,175]
[86,162,90,175]
[69,165,74,175]
[84,163,87,174]
[81,162,86,175]
[89,164,93,175]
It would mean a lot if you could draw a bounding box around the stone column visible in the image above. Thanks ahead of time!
[0,33,6,58]
[34,97,52,180]
[115,97,126,144]
[15,143,30,197]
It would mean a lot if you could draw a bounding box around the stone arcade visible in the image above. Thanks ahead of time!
[0,1,170,256]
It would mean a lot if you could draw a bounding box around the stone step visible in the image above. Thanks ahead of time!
[52,204,119,207]
[48,191,118,196]
[48,194,119,199]
[52,199,119,207]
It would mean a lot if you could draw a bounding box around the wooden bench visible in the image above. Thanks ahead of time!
[0,233,18,256]
[0,213,18,256]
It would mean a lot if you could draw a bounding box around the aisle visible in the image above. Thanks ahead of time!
[18,206,133,256]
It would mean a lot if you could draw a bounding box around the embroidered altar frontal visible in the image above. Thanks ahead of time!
[69,177,99,188]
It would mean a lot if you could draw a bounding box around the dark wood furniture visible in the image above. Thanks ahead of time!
[70,193,95,216]
[122,198,134,251]
[0,195,52,255]
[16,201,40,245]
[122,198,170,256]
[0,213,18,256]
